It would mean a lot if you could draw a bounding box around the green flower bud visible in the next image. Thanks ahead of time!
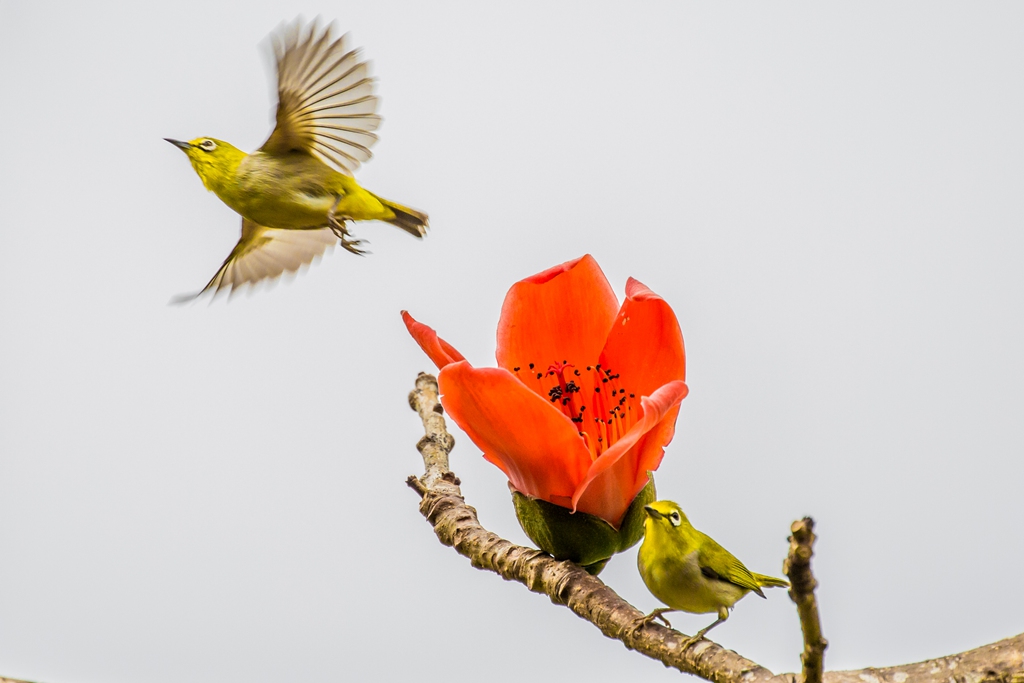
[511,476,656,575]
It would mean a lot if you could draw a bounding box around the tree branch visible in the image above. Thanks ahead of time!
[406,372,1024,683]
[784,517,827,683]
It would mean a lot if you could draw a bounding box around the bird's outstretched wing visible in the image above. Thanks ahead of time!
[259,18,381,175]
[172,220,337,303]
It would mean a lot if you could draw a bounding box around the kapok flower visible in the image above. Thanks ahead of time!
[403,255,688,530]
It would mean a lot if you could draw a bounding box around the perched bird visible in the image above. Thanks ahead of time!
[633,500,789,648]
[166,18,428,301]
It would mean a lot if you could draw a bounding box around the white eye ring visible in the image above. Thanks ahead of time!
[198,139,217,151]
[669,512,681,527]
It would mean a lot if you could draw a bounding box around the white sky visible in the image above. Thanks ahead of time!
[2,2,1023,682]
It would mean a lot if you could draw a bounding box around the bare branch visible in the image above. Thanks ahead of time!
[406,373,1024,683]
[823,635,1024,683]
[407,372,456,491]
[784,517,828,683]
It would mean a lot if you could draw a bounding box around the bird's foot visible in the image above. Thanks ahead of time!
[328,217,369,255]
[340,236,369,255]
[624,608,675,642]
[680,616,723,651]
[328,215,352,238]
[679,632,707,651]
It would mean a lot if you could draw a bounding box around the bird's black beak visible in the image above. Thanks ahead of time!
[644,505,663,520]
[164,138,191,151]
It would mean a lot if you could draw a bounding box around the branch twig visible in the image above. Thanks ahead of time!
[784,517,827,683]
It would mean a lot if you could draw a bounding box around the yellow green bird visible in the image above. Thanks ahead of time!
[633,500,789,647]
[166,18,428,300]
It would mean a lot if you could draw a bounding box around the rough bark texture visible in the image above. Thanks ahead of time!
[784,517,828,683]
[407,372,1024,683]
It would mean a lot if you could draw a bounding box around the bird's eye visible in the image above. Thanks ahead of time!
[198,139,217,152]
[669,512,681,527]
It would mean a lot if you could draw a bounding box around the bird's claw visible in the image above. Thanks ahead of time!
[624,608,674,642]
[328,217,369,255]
[679,633,707,651]
[651,611,674,628]
[340,237,368,255]
[328,217,351,238]
[335,224,353,238]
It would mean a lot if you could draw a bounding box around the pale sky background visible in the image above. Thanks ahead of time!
[2,2,1023,682]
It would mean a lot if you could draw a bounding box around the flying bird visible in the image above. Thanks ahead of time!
[166,18,428,301]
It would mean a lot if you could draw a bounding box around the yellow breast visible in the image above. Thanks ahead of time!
[638,539,747,615]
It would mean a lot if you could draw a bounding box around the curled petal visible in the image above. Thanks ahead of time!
[572,380,689,524]
[593,399,682,524]
[625,277,661,301]
[599,277,686,402]
[496,255,619,380]
[437,362,593,503]
[402,310,466,370]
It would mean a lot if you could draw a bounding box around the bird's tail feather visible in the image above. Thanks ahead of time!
[377,195,429,238]
[753,573,790,589]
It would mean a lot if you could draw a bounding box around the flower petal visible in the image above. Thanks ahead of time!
[571,380,689,524]
[437,362,593,504]
[599,277,686,403]
[495,255,619,380]
[402,310,466,370]
[581,400,682,526]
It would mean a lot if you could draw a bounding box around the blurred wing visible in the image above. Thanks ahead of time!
[259,18,381,175]
[696,536,766,598]
[172,220,336,302]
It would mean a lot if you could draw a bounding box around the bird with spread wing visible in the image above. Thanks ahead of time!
[166,18,428,301]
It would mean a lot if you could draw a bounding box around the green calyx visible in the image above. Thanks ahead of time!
[511,476,656,575]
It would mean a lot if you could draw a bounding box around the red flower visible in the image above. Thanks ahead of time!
[403,255,688,527]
